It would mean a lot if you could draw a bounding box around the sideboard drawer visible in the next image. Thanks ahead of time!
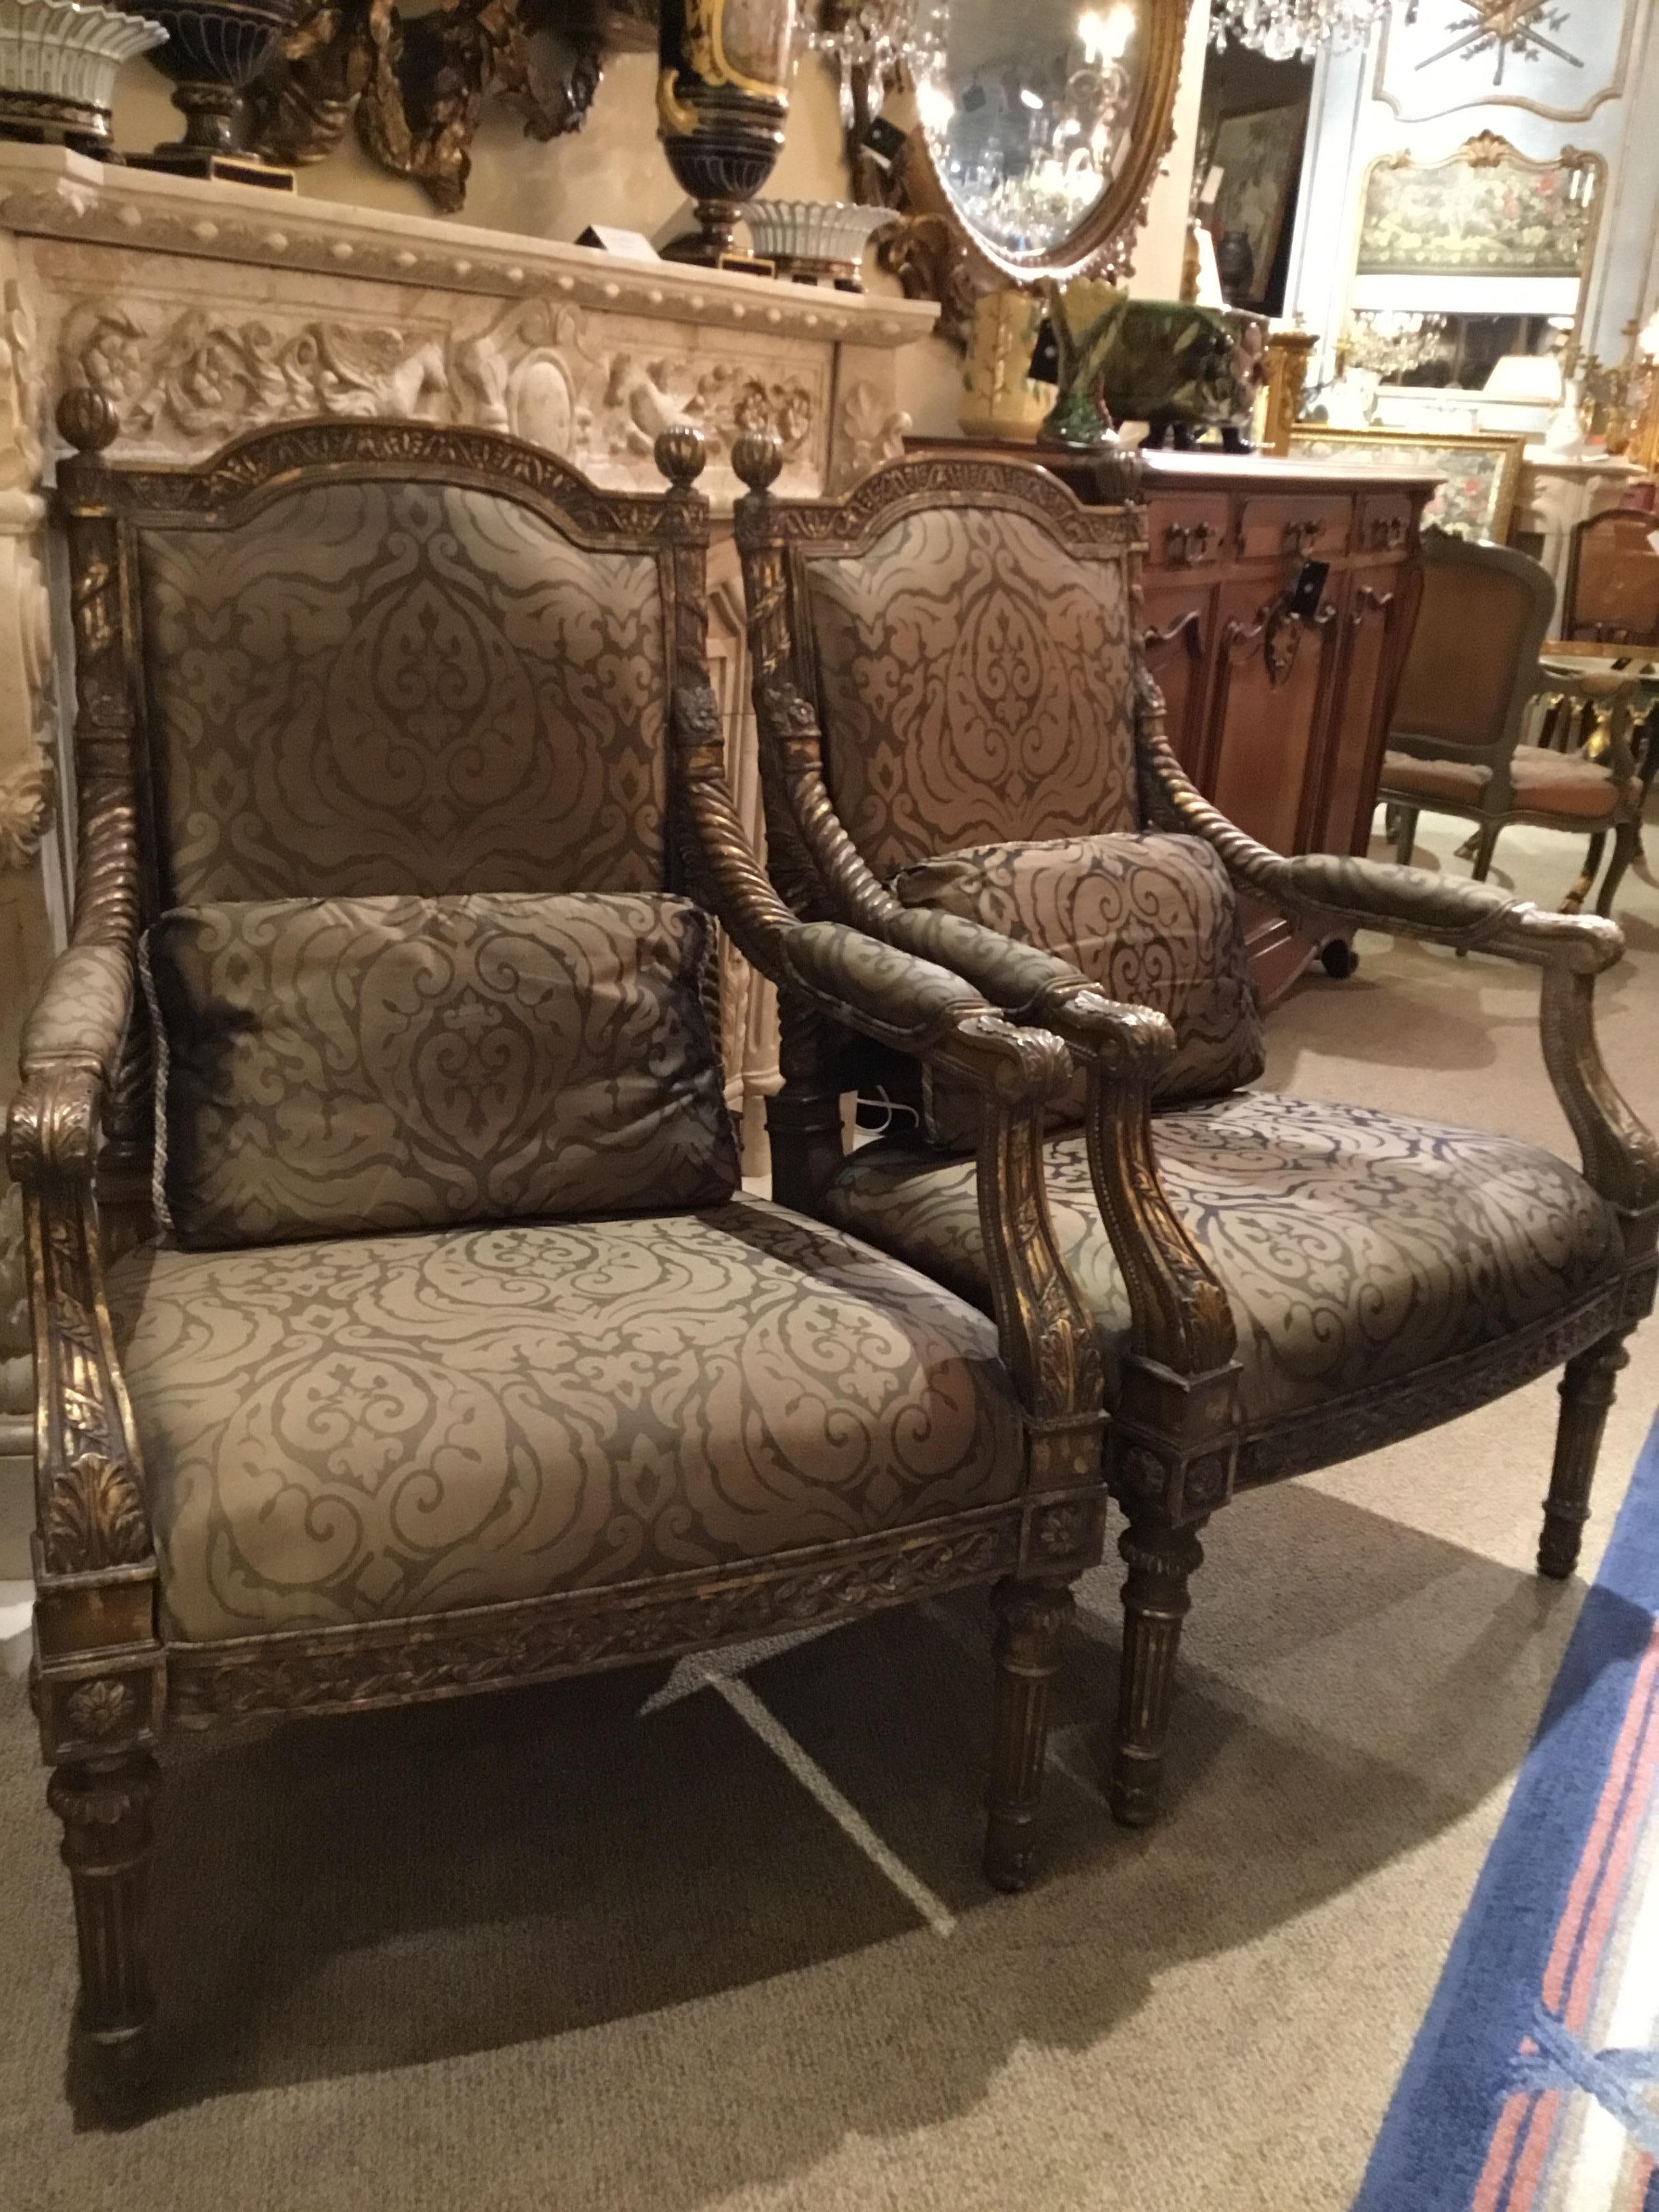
[1146,495,1231,572]
[1237,492,1352,564]
[1357,491,1414,556]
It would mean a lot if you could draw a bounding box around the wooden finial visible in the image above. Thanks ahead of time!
[654,422,706,490]
[56,388,119,455]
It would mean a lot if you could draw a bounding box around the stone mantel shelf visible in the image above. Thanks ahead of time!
[0,144,937,353]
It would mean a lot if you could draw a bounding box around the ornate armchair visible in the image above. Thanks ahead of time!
[1378,532,1646,916]
[10,398,1108,2109]
[729,433,1659,1833]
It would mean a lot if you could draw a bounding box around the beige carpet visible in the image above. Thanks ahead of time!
[2,814,1656,2212]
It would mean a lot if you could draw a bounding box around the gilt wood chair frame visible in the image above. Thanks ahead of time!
[12,400,1112,2109]
[729,433,1659,1832]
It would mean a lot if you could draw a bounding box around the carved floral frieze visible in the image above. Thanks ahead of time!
[56,287,823,485]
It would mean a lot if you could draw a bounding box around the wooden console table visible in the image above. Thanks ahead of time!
[909,441,1436,1003]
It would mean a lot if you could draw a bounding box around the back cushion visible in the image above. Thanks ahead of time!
[804,507,1139,882]
[893,832,1265,1149]
[143,892,739,1249]
[138,483,669,903]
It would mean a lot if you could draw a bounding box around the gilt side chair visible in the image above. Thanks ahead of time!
[10,396,1109,2110]
[728,429,1659,1834]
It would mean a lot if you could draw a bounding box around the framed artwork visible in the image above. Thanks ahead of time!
[1286,427,1528,542]
[1207,98,1310,312]
[1372,1,1633,127]
[1356,132,1602,281]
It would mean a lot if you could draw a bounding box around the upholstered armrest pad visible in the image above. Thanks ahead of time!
[1279,854,1624,973]
[18,943,131,1076]
[778,922,1072,1105]
[876,906,1177,1080]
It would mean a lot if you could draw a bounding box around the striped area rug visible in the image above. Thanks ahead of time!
[1357,1413,1659,2212]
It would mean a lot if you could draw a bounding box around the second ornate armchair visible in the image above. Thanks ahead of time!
[729,434,1659,1835]
[12,401,1109,2109]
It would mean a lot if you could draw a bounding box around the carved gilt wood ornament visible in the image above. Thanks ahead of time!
[247,0,651,211]
[841,0,1191,347]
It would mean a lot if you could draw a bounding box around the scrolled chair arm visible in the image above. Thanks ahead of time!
[1135,670,1659,1223]
[672,678,1105,1442]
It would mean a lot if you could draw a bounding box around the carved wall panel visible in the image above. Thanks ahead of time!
[40,249,831,496]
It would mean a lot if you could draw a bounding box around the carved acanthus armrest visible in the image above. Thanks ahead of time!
[1137,684,1659,1230]
[7,940,154,1602]
[7,388,159,1640]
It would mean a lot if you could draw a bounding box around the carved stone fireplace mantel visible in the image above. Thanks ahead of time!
[0,142,937,493]
[0,146,941,1528]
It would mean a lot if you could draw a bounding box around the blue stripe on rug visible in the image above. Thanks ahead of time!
[1354,1410,1659,2212]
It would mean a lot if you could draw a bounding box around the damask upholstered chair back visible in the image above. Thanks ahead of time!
[119,431,676,911]
[777,472,1144,884]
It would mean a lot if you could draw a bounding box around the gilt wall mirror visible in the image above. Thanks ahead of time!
[836,0,1190,343]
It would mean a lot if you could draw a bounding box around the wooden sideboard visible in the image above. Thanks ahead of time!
[910,441,1435,1002]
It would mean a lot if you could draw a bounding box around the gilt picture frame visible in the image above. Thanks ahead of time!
[1286,425,1527,542]
[1206,96,1310,312]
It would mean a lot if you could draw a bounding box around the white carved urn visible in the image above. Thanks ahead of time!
[0,0,165,152]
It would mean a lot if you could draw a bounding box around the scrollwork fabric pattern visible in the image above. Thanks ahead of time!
[824,1097,1620,1431]
[138,483,670,903]
[891,832,1265,1147]
[143,893,740,1248]
[104,1201,1025,1640]
[804,508,1139,881]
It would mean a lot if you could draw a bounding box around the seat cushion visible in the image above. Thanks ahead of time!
[143,890,739,1249]
[106,1199,1024,1643]
[823,1095,1620,1441]
[1382,747,1635,821]
[890,832,1265,1147]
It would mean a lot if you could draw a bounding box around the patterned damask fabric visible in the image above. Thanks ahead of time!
[823,1095,1620,1432]
[143,892,739,1249]
[804,508,1139,882]
[891,832,1265,1148]
[138,483,670,903]
[105,1201,1025,1641]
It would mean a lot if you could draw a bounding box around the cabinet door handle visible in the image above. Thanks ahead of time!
[1164,520,1217,568]
[1283,518,1323,557]
[1366,515,1407,552]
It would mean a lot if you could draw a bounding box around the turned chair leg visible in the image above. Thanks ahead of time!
[1540,1331,1631,1580]
[1595,820,1640,918]
[1469,821,1501,884]
[984,1577,1073,1892]
[1563,830,1606,916]
[1393,806,1418,866]
[47,1752,159,2111]
[1108,1515,1208,1830]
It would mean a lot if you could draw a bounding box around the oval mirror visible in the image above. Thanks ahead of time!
[912,0,1187,278]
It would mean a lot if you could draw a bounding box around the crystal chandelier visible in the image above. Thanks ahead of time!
[806,0,947,131]
[1210,0,1418,64]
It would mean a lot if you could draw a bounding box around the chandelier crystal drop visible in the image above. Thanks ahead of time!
[1210,0,1413,63]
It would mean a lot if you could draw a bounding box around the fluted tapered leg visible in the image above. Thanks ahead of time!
[983,1578,1073,1892]
[1540,1332,1629,1580]
[1109,1515,1207,1829]
[48,1753,158,2111]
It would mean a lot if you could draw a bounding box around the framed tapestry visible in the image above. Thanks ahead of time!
[1287,426,1527,542]
[1355,132,1602,283]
